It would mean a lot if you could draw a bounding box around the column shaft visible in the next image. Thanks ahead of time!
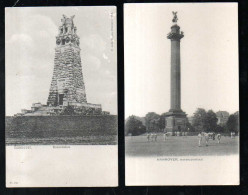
[170,40,181,111]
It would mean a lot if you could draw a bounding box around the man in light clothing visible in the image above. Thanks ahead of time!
[216,134,221,143]
[147,133,150,142]
[154,134,157,142]
[198,132,202,147]
[204,132,209,146]
[150,133,153,142]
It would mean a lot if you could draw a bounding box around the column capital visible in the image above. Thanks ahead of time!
[167,32,184,41]
[167,24,184,40]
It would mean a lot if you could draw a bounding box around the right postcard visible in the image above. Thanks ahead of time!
[125,3,239,186]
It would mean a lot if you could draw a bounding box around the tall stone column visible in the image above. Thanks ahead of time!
[165,12,187,134]
[168,24,183,112]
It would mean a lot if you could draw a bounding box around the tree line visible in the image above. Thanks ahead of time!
[125,108,239,136]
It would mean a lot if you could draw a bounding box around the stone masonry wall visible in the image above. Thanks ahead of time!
[47,45,87,106]
[6,115,118,139]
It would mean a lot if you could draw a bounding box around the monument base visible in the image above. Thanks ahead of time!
[17,102,110,116]
[165,110,187,135]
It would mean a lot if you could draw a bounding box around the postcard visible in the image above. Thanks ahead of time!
[6,6,118,187]
[125,3,239,185]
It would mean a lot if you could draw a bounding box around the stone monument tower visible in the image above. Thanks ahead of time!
[47,15,87,106]
[165,12,187,134]
[16,15,108,116]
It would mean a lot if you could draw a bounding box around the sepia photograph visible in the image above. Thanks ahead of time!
[5,6,118,187]
[125,3,239,185]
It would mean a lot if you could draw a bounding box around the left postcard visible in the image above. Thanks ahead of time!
[5,6,118,187]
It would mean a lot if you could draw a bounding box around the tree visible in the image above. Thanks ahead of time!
[215,124,225,133]
[186,121,195,132]
[192,108,218,132]
[205,110,218,132]
[125,115,146,136]
[226,114,239,133]
[234,112,240,133]
[192,108,207,132]
[159,113,167,131]
[145,112,160,132]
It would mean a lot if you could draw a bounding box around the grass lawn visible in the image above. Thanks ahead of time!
[125,135,239,156]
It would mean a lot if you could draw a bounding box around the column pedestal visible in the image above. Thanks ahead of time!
[165,111,187,135]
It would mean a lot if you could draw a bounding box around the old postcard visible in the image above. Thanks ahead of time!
[125,3,239,185]
[6,6,118,187]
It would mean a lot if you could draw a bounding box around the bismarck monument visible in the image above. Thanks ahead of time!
[165,12,187,134]
[17,15,109,116]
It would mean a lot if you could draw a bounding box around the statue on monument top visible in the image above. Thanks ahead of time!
[167,11,183,39]
[61,14,75,25]
[59,15,77,36]
[172,11,178,23]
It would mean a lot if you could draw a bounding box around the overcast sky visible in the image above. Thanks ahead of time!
[125,3,238,117]
[6,6,117,116]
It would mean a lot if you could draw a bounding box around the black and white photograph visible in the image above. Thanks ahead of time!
[5,6,118,187]
[125,3,239,185]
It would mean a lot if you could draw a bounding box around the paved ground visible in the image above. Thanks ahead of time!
[125,135,239,156]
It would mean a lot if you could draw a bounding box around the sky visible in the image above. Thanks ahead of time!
[6,6,117,116]
[125,3,239,117]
